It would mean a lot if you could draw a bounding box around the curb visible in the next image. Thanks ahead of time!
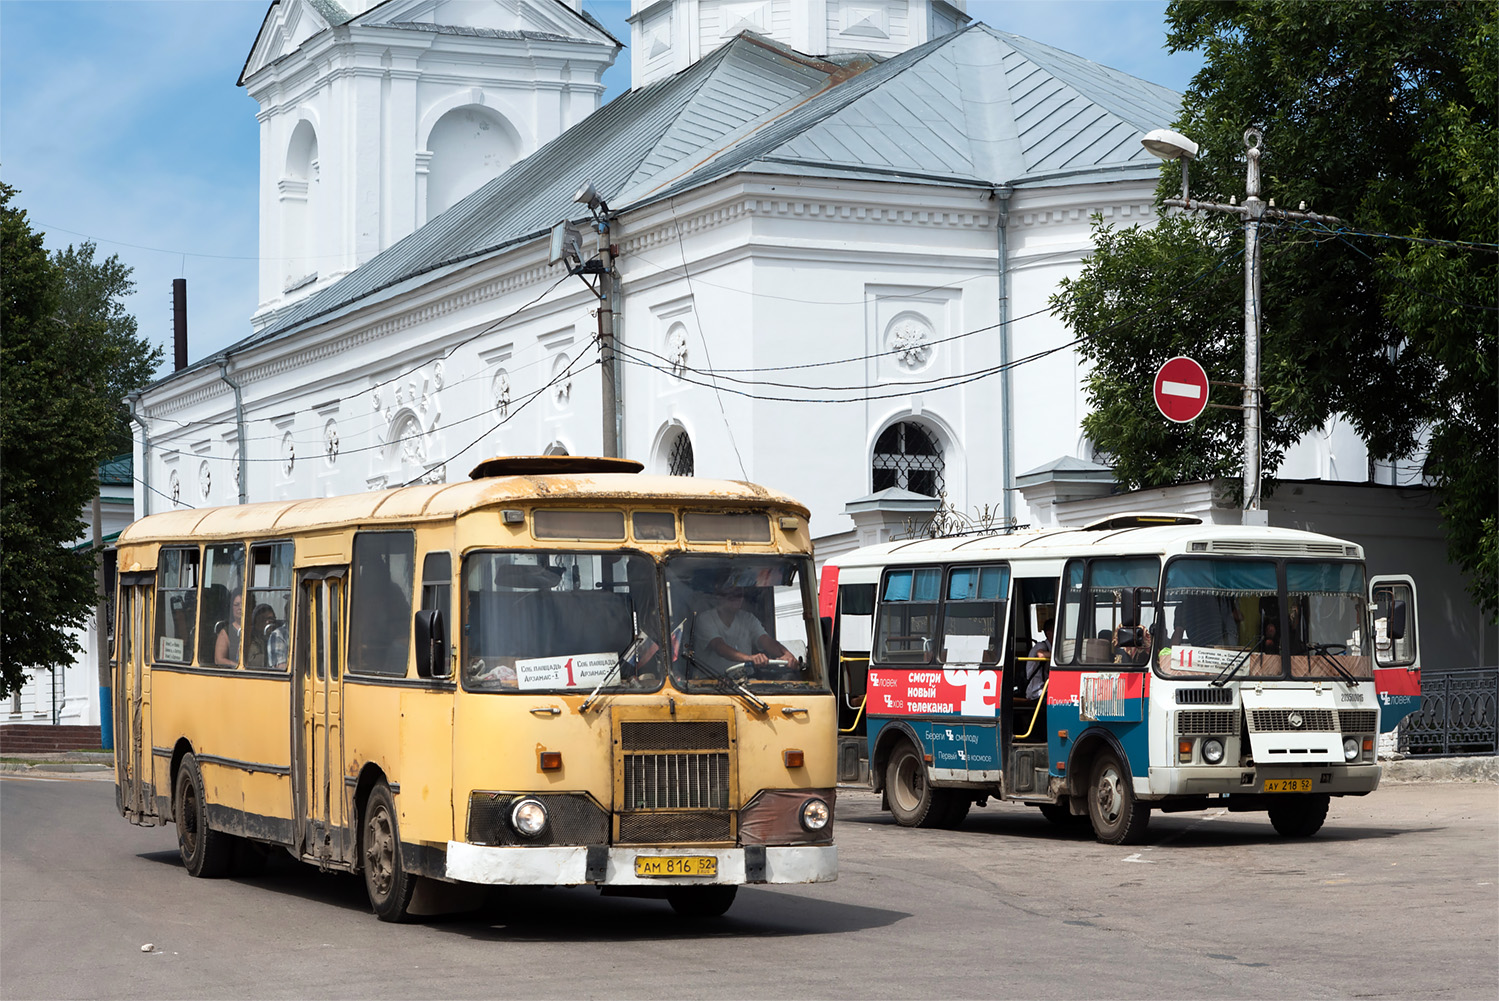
[0,761,113,774]
[1379,756,1499,784]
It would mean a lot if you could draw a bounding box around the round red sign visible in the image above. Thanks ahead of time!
[1153,356,1210,423]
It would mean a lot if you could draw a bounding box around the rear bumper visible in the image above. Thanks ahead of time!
[445,842,837,887]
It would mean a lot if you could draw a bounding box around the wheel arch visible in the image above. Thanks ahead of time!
[870,720,924,794]
[166,737,195,822]
[1064,727,1132,799]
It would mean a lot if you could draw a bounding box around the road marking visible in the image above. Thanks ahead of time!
[1162,380,1202,399]
[1121,852,1155,864]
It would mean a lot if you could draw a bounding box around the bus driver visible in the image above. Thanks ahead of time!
[697,585,800,675]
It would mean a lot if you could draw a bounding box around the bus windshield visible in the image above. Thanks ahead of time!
[665,554,827,693]
[1158,558,1371,681]
[462,550,666,693]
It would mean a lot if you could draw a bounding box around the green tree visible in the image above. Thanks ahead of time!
[1,184,161,696]
[1054,0,1497,615]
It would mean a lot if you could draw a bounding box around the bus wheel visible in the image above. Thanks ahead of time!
[1087,750,1150,845]
[886,741,947,828]
[667,886,737,917]
[175,753,232,878]
[1268,794,1330,838]
[362,782,416,922]
[938,796,971,829]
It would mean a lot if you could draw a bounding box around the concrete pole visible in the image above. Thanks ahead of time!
[93,492,112,749]
[598,239,618,458]
[1242,129,1265,519]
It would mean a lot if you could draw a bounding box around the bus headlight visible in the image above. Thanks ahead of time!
[1202,738,1225,764]
[1343,738,1360,762]
[510,798,550,838]
[799,797,830,832]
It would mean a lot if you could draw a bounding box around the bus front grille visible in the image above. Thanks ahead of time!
[1177,710,1240,735]
[1338,709,1378,733]
[1248,709,1337,732]
[617,719,734,845]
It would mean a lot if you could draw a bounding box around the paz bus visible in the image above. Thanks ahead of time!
[819,514,1420,844]
[112,456,836,920]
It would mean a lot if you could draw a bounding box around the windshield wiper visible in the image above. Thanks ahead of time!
[582,592,647,714]
[1307,642,1359,688]
[683,652,770,714]
[1210,634,1267,688]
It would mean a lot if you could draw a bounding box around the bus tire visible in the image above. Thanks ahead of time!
[937,796,971,829]
[362,782,416,922]
[886,741,946,828]
[667,885,737,917]
[1087,750,1150,845]
[1268,794,1329,838]
[175,753,232,878]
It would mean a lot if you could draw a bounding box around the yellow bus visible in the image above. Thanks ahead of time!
[112,456,837,920]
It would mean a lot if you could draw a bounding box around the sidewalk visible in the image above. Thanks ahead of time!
[0,750,114,774]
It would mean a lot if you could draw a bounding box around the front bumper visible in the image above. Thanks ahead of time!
[445,842,838,887]
[1147,763,1382,798]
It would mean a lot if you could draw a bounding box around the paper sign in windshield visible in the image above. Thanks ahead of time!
[516,653,618,690]
[1163,646,1240,671]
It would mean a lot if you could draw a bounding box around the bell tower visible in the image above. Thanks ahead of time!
[240,0,620,329]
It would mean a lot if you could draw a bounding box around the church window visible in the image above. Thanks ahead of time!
[426,106,519,219]
[872,421,944,497]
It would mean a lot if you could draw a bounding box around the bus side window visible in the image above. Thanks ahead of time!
[875,568,940,664]
[349,532,415,676]
[154,547,199,665]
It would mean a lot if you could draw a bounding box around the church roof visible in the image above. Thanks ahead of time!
[233,21,1180,356]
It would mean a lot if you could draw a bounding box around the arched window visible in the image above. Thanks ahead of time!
[282,120,319,290]
[668,429,694,477]
[873,421,944,497]
[426,106,519,219]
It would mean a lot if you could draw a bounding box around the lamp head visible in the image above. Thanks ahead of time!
[574,182,607,214]
[1141,128,1199,161]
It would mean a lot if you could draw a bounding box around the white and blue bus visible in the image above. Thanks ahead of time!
[819,515,1421,844]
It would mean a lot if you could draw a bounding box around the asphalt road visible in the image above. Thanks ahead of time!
[2,771,1494,1000]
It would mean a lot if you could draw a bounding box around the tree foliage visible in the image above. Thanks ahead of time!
[1,184,162,696]
[1054,0,1497,616]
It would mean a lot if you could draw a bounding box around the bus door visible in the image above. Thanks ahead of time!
[114,572,154,822]
[1005,577,1057,795]
[1370,575,1420,733]
[294,568,348,863]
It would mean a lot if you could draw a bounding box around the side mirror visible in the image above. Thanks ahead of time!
[1120,588,1140,628]
[415,609,450,680]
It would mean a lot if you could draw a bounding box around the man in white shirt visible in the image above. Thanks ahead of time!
[1025,620,1053,698]
[695,586,800,674]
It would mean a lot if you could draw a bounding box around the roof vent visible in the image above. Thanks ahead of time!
[1080,512,1203,531]
[469,455,644,479]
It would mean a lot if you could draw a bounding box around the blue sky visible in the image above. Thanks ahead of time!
[0,1,1203,372]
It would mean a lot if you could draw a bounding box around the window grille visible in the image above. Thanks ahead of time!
[872,421,944,497]
[668,431,694,477]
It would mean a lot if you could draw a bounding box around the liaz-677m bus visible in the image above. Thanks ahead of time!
[112,456,835,920]
[819,514,1420,844]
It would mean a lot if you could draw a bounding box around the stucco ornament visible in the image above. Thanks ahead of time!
[493,369,511,417]
[324,421,340,465]
[281,433,296,476]
[667,327,689,375]
[170,470,181,507]
[552,353,573,407]
[198,461,212,501]
[886,314,935,370]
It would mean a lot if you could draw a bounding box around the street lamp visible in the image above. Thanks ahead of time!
[1142,127,1339,525]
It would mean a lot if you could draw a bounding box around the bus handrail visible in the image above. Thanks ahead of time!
[1014,678,1048,740]
[839,694,867,734]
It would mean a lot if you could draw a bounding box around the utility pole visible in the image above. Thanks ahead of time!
[1145,127,1342,524]
[597,238,619,458]
[564,183,622,458]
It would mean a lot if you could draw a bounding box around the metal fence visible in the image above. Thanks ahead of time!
[1398,666,1499,757]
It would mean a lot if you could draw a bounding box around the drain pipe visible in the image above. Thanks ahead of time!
[993,185,1014,529]
[127,393,151,518]
[217,358,249,505]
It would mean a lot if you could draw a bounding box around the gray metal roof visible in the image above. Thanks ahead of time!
[197,20,1180,380]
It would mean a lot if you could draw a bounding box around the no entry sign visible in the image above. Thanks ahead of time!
[1153,356,1210,422]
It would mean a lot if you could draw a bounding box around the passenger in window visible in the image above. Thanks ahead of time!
[1114,623,1153,666]
[1171,594,1242,647]
[1261,619,1281,655]
[214,590,243,667]
[697,585,800,675]
[1025,620,1053,698]
[245,604,277,668]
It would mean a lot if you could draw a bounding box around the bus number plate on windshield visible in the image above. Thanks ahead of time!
[635,856,717,878]
[1263,778,1313,793]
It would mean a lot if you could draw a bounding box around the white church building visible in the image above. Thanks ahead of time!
[105,0,1491,734]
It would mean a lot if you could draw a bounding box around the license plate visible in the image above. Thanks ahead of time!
[634,855,717,878]
[1263,778,1314,793]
